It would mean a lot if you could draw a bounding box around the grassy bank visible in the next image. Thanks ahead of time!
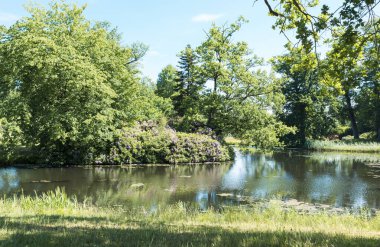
[305,140,380,153]
[0,190,379,246]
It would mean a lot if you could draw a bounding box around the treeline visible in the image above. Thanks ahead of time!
[272,29,380,147]
[0,2,233,165]
[0,0,379,165]
[157,1,380,147]
[264,0,380,145]
[155,17,293,149]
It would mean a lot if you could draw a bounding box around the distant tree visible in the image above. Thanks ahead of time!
[156,65,179,99]
[195,18,294,148]
[272,47,338,146]
[321,29,367,139]
[171,45,206,132]
[261,0,379,140]
[173,45,204,115]
[357,20,380,140]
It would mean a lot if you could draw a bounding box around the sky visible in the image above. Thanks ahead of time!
[0,0,312,80]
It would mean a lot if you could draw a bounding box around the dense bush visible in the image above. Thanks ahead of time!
[106,122,233,164]
[359,132,377,140]
[169,133,232,163]
[0,118,23,162]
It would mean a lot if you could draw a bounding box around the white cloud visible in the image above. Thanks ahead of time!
[192,13,223,22]
[0,12,19,24]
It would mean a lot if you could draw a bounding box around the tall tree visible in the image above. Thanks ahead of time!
[261,0,379,140]
[358,20,380,140]
[0,1,167,164]
[322,29,366,139]
[272,46,338,146]
[195,18,294,147]
[173,45,204,116]
[156,65,179,99]
[156,47,207,133]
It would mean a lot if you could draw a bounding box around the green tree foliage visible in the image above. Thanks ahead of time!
[262,0,379,54]
[198,18,294,148]
[357,20,380,140]
[272,47,339,147]
[322,29,367,139]
[157,18,294,149]
[171,45,206,132]
[0,1,168,164]
[262,0,379,141]
[156,65,179,99]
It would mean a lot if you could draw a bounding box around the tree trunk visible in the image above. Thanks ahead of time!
[207,77,218,128]
[344,91,359,139]
[297,103,307,147]
[374,84,380,142]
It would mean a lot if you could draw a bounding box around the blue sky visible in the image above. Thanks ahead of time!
[0,0,298,80]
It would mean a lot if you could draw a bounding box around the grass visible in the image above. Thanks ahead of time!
[224,136,242,145]
[0,189,379,246]
[305,140,380,153]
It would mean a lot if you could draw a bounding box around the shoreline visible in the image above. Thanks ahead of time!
[0,190,379,247]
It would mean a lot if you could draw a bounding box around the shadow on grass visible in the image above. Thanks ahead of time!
[0,215,378,247]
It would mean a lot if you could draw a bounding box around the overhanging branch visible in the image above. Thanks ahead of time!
[263,0,285,17]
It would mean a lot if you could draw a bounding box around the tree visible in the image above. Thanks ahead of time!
[357,20,380,140]
[365,20,380,141]
[261,0,380,55]
[156,46,208,133]
[272,46,338,146]
[195,18,294,147]
[322,28,367,139]
[261,0,379,140]
[157,18,293,148]
[0,1,167,164]
[156,65,179,99]
[173,45,204,115]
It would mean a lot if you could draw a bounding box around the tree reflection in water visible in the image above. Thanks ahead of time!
[0,150,379,208]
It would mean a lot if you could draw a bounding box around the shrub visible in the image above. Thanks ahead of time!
[359,132,376,140]
[106,121,233,164]
[342,135,354,140]
[168,133,232,163]
[0,118,24,163]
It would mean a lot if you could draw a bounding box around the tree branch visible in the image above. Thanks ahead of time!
[263,0,285,17]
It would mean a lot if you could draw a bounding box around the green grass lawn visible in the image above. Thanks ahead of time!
[0,189,379,247]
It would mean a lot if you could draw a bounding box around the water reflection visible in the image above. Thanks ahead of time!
[0,168,19,192]
[0,150,379,208]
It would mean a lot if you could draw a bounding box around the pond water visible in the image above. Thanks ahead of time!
[1,150,380,209]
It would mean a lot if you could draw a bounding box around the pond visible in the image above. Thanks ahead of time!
[1,150,380,209]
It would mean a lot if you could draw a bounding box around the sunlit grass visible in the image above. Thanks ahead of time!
[0,189,379,246]
[224,136,242,145]
[306,140,380,153]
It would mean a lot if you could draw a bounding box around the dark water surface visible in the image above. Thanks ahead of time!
[1,150,380,209]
